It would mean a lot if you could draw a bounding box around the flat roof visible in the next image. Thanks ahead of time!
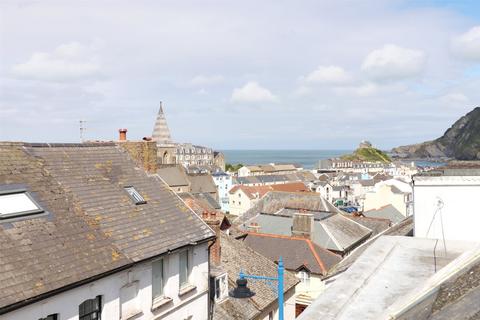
[297,236,477,320]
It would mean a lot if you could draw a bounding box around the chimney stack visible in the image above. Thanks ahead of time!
[203,211,222,266]
[292,212,314,238]
[119,128,128,141]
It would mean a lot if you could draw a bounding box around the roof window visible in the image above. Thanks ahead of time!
[0,190,44,219]
[124,186,146,205]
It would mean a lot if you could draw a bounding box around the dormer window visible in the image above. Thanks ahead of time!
[124,186,146,205]
[0,189,44,219]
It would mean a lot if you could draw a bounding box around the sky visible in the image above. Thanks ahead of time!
[1,0,480,150]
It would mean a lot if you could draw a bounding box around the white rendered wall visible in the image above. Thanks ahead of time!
[2,243,210,320]
[414,176,480,242]
[228,189,253,216]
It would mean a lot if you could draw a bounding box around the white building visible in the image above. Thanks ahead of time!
[4,245,210,320]
[413,167,480,242]
[212,171,232,212]
[0,142,215,320]
[364,178,412,216]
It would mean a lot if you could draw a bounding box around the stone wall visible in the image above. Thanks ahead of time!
[118,141,158,173]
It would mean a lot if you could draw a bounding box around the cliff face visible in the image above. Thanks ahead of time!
[392,107,480,160]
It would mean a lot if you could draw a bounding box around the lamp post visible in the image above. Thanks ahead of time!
[229,257,285,320]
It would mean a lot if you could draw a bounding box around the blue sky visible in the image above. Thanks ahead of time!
[1,0,480,149]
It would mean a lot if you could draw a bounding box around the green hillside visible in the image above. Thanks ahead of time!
[341,147,391,163]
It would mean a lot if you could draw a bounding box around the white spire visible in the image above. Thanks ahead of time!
[152,101,173,144]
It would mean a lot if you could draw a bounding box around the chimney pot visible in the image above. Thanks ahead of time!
[119,128,128,141]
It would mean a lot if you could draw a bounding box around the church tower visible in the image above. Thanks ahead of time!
[152,102,177,165]
[152,101,173,144]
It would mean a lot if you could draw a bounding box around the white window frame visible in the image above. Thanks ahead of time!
[0,189,44,219]
[179,249,192,290]
[152,258,166,302]
[124,186,146,205]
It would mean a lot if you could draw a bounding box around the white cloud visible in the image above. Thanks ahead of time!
[293,85,312,96]
[231,81,278,103]
[305,65,352,85]
[361,44,426,80]
[189,74,224,86]
[439,92,469,105]
[451,26,480,60]
[11,42,101,82]
[354,83,378,97]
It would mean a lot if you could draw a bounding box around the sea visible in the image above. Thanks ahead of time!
[221,150,351,169]
[221,150,446,169]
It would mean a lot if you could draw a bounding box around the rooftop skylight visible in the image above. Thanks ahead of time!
[124,186,146,205]
[0,190,44,219]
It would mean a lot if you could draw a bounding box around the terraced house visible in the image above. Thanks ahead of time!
[0,142,215,320]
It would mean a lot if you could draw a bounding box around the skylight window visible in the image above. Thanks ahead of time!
[124,186,146,205]
[0,190,44,219]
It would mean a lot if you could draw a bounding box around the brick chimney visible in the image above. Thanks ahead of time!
[203,211,222,266]
[119,128,128,141]
[292,212,314,238]
[117,140,158,174]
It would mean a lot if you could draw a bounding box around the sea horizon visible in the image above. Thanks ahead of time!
[221,149,352,169]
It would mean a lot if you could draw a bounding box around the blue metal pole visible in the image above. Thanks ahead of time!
[278,256,284,320]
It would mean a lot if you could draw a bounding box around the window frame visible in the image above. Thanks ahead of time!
[179,249,191,290]
[79,295,102,320]
[124,186,146,205]
[0,189,44,220]
[39,314,58,320]
[152,258,166,302]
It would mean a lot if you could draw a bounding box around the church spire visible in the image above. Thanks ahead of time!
[152,101,173,145]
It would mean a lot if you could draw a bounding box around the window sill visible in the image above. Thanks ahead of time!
[178,285,197,297]
[151,296,173,311]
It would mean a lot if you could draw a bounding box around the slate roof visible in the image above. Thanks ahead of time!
[157,165,190,186]
[326,217,414,278]
[242,233,342,276]
[187,174,218,194]
[213,232,299,320]
[272,208,334,221]
[229,183,309,200]
[236,190,341,224]
[245,213,371,255]
[359,179,376,187]
[344,215,391,236]
[312,214,372,253]
[364,205,405,224]
[0,142,214,313]
[179,192,221,211]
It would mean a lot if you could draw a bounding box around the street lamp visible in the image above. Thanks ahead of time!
[229,257,285,320]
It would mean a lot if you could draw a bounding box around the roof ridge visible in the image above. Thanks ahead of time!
[24,142,117,148]
[246,231,309,242]
[306,239,327,274]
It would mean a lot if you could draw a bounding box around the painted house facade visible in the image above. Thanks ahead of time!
[212,171,232,212]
